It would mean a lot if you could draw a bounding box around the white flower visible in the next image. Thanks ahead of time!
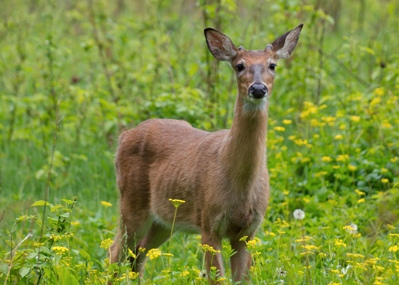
[293,209,305,220]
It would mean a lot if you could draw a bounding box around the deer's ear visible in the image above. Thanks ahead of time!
[269,24,303,60]
[204,28,238,61]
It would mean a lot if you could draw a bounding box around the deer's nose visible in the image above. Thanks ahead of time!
[249,83,268,99]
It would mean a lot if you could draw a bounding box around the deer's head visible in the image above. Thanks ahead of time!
[204,24,303,111]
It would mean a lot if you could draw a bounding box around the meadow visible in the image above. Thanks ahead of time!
[0,0,398,284]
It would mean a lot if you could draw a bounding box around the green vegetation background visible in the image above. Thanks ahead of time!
[0,0,398,284]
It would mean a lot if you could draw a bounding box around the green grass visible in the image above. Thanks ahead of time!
[1,0,399,284]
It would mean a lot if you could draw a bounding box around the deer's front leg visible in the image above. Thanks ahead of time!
[230,238,252,282]
[201,233,225,284]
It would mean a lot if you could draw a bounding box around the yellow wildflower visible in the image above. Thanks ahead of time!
[52,246,69,254]
[274,126,285,132]
[321,156,333,162]
[346,253,364,259]
[374,87,384,96]
[381,178,389,184]
[169,198,186,208]
[283,119,292,125]
[357,198,365,204]
[100,201,112,207]
[350,116,361,123]
[199,244,220,255]
[100,238,113,249]
[388,245,399,253]
[348,164,357,171]
[146,248,162,260]
[335,134,344,140]
[391,157,398,163]
[334,239,347,247]
[355,189,365,196]
[336,154,349,162]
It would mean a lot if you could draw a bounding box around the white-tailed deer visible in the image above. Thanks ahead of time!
[110,24,303,283]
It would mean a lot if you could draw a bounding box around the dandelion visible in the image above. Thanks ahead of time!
[100,238,113,249]
[100,201,112,207]
[169,198,186,208]
[293,209,305,220]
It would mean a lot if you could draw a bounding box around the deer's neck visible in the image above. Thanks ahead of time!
[221,96,268,190]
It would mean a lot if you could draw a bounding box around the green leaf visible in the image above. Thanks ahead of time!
[19,267,30,278]
[31,200,52,207]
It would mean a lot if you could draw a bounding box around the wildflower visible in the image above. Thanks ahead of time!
[274,126,285,132]
[52,246,69,254]
[387,224,395,230]
[355,189,365,196]
[265,231,276,237]
[276,267,287,277]
[71,221,80,226]
[348,164,357,171]
[346,253,364,259]
[381,168,388,173]
[169,198,186,208]
[344,223,358,234]
[179,270,190,277]
[374,87,384,96]
[199,244,220,255]
[100,238,113,249]
[128,248,137,259]
[357,198,365,204]
[336,154,349,162]
[321,156,332,162]
[335,135,343,140]
[283,119,292,125]
[295,236,315,243]
[381,178,389,184]
[334,239,347,247]
[391,157,398,163]
[350,116,361,123]
[293,209,305,220]
[100,201,112,207]
[388,245,399,253]
[294,139,308,146]
[217,277,227,282]
[128,272,139,280]
[146,248,162,260]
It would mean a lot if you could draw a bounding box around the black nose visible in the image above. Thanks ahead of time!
[249,83,268,99]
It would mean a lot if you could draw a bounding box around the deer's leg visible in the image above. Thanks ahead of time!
[109,195,151,268]
[133,221,171,273]
[230,238,252,282]
[201,233,224,284]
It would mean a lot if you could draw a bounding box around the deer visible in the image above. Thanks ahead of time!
[109,24,303,283]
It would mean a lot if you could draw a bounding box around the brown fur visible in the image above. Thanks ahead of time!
[110,24,303,283]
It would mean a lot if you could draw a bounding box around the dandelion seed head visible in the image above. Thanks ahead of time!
[293,209,305,220]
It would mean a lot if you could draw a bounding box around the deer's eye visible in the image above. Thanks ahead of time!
[236,63,245,72]
[269,63,277,71]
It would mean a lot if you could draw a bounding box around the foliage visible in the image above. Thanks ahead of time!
[0,0,398,284]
